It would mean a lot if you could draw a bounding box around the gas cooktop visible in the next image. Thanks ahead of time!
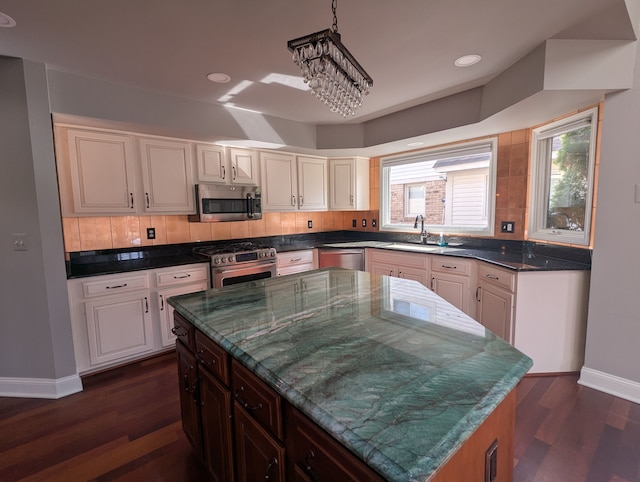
[194,242,276,266]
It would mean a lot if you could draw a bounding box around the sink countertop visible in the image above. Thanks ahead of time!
[322,241,590,271]
[168,268,532,481]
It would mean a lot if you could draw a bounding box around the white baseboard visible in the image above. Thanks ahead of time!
[578,366,640,404]
[0,374,83,399]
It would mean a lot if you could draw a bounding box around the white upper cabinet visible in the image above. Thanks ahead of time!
[329,157,370,210]
[297,156,328,210]
[64,129,137,214]
[139,138,195,213]
[260,152,327,211]
[196,144,259,186]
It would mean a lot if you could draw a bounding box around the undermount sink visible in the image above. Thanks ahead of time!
[385,243,446,252]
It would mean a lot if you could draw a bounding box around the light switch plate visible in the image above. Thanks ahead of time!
[12,233,28,251]
[500,221,515,233]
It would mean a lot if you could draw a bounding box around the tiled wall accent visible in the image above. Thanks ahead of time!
[62,210,381,252]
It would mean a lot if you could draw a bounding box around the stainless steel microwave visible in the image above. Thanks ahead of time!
[190,184,262,222]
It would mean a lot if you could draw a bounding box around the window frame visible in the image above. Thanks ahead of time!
[380,138,498,236]
[404,183,426,217]
[528,107,598,246]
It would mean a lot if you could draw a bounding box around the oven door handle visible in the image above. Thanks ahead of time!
[247,194,255,218]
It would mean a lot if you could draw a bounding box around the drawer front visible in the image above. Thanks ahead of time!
[430,255,472,275]
[172,312,196,351]
[478,263,516,291]
[156,264,209,287]
[195,330,230,385]
[277,250,315,268]
[82,274,149,298]
[231,359,282,440]
[368,249,429,269]
[287,406,384,482]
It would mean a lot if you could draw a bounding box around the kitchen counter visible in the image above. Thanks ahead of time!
[168,268,532,481]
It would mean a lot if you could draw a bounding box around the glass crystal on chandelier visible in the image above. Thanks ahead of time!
[288,29,372,117]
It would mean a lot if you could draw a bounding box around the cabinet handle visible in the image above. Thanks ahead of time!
[221,165,226,180]
[299,195,303,207]
[304,450,318,479]
[431,277,436,290]
[129,192,134,209]
[291,195,296,207]
[105,283,128,289]
[171,326,187,337]
[196,349,216,367]
[350,194,354,205]
[389,270,393,276]
[441,264,456,269]
[232,165,237,180]
[290,257,302,262]
[485,274,499,280]
[183,364,194,392]
[234,386,263,411]
[398,271,403,278]
[160,294,164,311]
[476,286,481,302]
[173,273,191,279]
[145,192,150,209]
[144,297,149,313]
[264,457,278,480]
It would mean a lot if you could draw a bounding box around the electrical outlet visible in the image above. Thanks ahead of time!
[307,220,313,229]
[147,227,156,239]
[352,219,357,228]
[12,233,28,251]
[372,219,377,227]
[500,221,515,233]
[362,219,367,227]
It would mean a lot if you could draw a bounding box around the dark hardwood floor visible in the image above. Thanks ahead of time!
[1,352,638,481]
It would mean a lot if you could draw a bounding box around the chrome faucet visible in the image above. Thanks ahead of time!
[413,215,428,244]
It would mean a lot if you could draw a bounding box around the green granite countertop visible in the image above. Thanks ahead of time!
[168,268,532,481]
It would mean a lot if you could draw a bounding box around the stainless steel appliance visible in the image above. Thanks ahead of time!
[318,248,365,270]
[195,242,277,288]
[191,184,262,222]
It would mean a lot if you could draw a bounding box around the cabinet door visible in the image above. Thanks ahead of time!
[260,152,297,211]
[397,265,429,287]
[477,282,514,342]
[329,158,354,209]
[66,129,136,214]
[139,138,195,213]
[176,341,202,453]
[431,272,470,314]
[200,368,234,482]
[234,404,285,482]
[229,148,259,185]
[196,144,227,183]
[297,156,327,210]
[158,282,208,347]
[85,292,154,366]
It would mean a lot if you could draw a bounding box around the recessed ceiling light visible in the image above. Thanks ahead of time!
[407,141,424,147]
[454,54,482,67]
[207,72,231,83]
[0,12,16,28]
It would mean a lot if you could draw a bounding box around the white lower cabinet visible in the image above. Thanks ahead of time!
[276,249,317,276]
[367,249,430,287]
[68,263,209,374]
[430,256,476,318]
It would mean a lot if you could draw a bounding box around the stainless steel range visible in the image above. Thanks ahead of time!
[195,242,277,288]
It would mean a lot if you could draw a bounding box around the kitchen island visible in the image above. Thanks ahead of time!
[168,268,532,481]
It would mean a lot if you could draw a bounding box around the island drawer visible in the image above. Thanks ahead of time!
[478,263,516,291]
[172,312,195,351]
[231,359,283,440]
[195,330,230,385]
[430,255,473,275]
[286,405,384,481]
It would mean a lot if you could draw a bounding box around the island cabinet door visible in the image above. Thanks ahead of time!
[199,367,234,482]
[234,403,285,482]
[176,341,202,454]
[285,405,385,482]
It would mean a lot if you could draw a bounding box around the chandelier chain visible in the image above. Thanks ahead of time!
[332,0,338,33]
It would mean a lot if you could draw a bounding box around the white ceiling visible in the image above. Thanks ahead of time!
[0,0,637,154]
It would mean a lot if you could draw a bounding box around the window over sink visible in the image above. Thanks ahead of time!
[380,138,497,236]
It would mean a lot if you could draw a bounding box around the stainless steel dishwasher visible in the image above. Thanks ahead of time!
[318,248,365,270]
